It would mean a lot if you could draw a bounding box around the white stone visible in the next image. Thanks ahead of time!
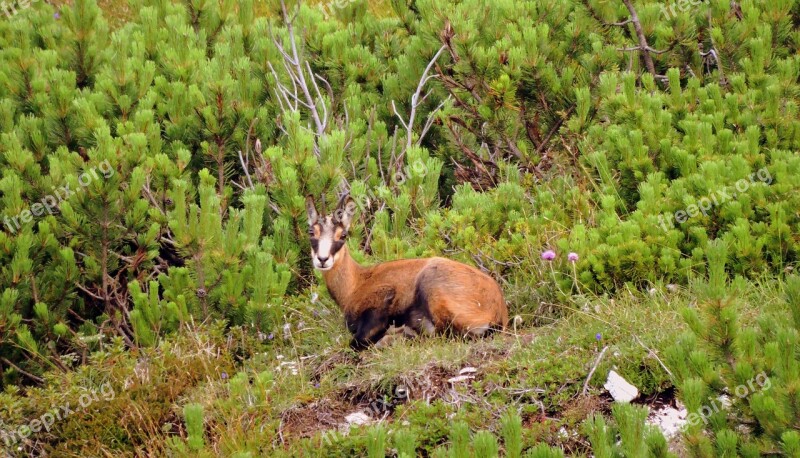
[459,367,478,375]
[344,411,372,426]
[666,284,679,293]
[604,370,639,402]
[646,402,687,438]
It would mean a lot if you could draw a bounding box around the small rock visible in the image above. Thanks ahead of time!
[459,367,478,375]
[666,284,679,293]
[344,411,372,426]
[604,370,639,402]
[646,402,687,438]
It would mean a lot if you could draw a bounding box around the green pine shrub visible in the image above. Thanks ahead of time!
[1,0,800,455]
[184,402,206,451]
[584,403,675,458]
[666,240,800,455]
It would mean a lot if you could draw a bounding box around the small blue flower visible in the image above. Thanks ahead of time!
[221,372,228,379]
[53,12,60,19]
[595,333,602,341]
[268,333,274,340]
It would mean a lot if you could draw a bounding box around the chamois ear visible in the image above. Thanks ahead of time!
[333,194,357,231]
[305,195,319,227]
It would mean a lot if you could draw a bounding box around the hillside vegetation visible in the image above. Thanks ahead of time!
[1,0,799,456]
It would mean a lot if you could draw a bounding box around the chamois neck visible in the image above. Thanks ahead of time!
[321,245,363,308]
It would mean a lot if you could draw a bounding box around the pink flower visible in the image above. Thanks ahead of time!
[541,250,556,261]
[568,252,579,263]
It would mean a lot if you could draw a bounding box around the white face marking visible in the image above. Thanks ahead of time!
[307,196,356,271]
[310,216,340,271]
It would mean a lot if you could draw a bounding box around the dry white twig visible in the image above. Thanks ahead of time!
[268,0,342,157]
[391,45,449,153]
[582,345,609,396]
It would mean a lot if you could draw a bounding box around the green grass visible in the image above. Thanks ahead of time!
[3,272,791,456]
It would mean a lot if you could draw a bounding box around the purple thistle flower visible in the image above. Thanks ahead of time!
[54,12,60,19]
[568,252,579,263]
[541,250,556,261]
[221,372,228,379]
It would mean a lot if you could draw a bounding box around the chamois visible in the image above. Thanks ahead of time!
[306,194,508,349]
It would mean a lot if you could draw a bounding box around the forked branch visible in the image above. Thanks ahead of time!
[620,0,666,84]
[391,45,450,154]
[268,0,336,157]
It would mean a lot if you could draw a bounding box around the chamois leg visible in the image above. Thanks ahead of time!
[401,326,420,338]
[348,309,390,350]
[404,308,436,337]
[375,325,413,348]
[464,324,491,338]
[374,332,397,349]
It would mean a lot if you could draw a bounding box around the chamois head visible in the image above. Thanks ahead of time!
[305,194,357,271]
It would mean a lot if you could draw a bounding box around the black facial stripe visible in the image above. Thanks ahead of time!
[329,240,345,257]
[310,239,319,251]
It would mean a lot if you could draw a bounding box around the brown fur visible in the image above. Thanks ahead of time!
[307,195,508,349]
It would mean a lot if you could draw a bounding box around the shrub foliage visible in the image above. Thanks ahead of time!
[0,0,799,455]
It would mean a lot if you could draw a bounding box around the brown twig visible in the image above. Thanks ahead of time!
[2,357,44,384]
[621,0,661,82]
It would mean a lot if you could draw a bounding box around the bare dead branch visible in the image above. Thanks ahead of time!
[267,0,340,158]
[621,0,659,81]
[391,45,448,153]
[1,357,44,384]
